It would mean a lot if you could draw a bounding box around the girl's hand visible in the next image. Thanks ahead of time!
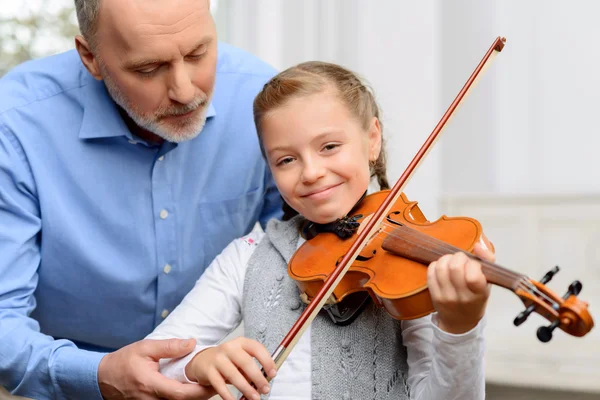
[185,337,277,400]
[427,242,496,334]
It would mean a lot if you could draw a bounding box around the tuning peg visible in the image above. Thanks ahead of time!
[513,266,560,327]
[537,319,560,342]
[563,280,582,299]
[514,304,536,326]
[540,265,560,284]
[535,280,583,342]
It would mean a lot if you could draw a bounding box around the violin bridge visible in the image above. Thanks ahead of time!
[299,292,337,305]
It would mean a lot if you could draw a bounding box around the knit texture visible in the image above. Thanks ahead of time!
[242,217,410,399]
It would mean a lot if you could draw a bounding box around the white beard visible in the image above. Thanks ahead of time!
[101,64,211,143]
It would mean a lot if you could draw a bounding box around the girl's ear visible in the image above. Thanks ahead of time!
[368,117,382,161]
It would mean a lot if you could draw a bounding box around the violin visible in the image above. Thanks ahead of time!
[290,190,593,340]
[239,36,594,399]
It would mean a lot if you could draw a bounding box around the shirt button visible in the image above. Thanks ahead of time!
[128,139,137,145]
[158,156,165,161]
[163,264,172,274]
[160,210,169,219]
[161,309,169,318]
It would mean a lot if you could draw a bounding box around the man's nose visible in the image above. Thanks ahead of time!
[168,64,196,105]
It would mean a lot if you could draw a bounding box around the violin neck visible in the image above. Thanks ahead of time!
[381,225,525,291]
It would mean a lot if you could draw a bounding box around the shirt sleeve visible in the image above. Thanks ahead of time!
[258,165,283,228]
[0,124,105,400]
[146,229,264,382]
[402,313,486,400]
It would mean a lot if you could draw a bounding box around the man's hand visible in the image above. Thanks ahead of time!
[98,338,216,400]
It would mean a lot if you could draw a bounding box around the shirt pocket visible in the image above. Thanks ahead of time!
[198,187,263,263]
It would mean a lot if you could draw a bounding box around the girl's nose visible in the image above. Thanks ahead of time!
[300,159,325,183]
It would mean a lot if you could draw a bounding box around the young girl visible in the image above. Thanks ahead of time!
[148,62,494,400]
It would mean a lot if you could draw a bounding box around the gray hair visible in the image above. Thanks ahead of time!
[74,0,102,47]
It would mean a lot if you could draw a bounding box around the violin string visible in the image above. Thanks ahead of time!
[517,278,558,309]
[376,224,559,307]
[376,224,535,294]
[374,222,523,282]
[376,222,520,281]
[369,223,559,307]
[376,223,558,306]
[376,224,558,307]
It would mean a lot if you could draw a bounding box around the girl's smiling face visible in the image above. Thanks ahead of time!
[261,89,382,224]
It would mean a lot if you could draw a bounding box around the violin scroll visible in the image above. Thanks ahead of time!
[512,266,594,342]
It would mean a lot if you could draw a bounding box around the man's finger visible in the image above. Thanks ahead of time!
[142,338,197,360]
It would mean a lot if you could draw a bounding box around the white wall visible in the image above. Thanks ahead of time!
[440,0,600,196]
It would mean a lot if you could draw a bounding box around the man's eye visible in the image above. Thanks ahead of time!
[186,53,206,61]
[186,46,208,61]
[136,68,158,77]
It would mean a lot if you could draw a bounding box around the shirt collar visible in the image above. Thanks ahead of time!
[78,70,217,140]
[78,72,129,140]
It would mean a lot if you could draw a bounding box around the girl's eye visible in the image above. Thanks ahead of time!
[276,157,294,166]
[323,143,340,151]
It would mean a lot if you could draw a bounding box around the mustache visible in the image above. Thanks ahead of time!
[159,95,209,118]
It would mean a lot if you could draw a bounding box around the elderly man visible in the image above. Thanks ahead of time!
[0,0,281,398]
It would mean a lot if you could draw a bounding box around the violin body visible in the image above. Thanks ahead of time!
[289,190,494,320]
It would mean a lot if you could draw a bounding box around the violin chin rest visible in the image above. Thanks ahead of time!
[322,291,372,326]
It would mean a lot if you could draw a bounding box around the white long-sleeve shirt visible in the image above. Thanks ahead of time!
[147,229,486,399]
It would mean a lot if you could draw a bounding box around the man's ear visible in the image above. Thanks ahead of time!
[75,35,102,80]
[368,117,382,161]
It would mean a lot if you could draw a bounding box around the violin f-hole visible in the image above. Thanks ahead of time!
[386,211,404,227]
[335,250,377,266]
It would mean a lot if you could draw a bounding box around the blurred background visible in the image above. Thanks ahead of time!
[1,1,598,399]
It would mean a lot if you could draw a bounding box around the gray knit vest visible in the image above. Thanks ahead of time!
[242,217,410,400]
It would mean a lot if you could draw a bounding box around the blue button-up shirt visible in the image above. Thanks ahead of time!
[0,43,281,399]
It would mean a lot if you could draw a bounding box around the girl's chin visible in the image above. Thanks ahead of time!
[298,201,355,224]
[303,212,347,225]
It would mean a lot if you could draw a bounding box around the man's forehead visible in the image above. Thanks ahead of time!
[99,0,211,42]
[100,0,210,16]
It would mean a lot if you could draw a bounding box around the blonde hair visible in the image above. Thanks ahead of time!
[253,61,389,192]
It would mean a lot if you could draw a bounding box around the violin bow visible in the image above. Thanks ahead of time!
[240,36,506,398]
